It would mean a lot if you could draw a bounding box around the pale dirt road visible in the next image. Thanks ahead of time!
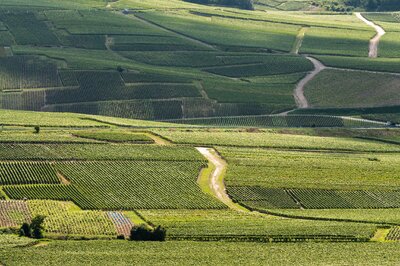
[294,56,326,108]
[355,12,386,58]
[196,147,246,212]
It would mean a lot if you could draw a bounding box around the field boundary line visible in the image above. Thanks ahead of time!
[355,12,386,58]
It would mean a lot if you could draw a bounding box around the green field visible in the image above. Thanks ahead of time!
[1,238,400,265]
[304,69,400,108]
[0,0,400,264]
[153,129,400,152]
[220,146,400,190]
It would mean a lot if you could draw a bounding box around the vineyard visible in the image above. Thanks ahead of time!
[386,227,400,241]
[0,162,58,185]
[220,147,400,190]
[28,200,117,237]
[72,131,154,143]
[138,209,376,241]
[0,143,205,161]
[1,0,400,263]
[154,129,400,152]
[4,184,96,209]
[164,115,386,128]
[53,161,224,209]
[228,186,400,209]
[0,200,31,227]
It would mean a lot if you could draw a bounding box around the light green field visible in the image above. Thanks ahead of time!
[304,69,400,108]
[1,237,400,266]
[153,129,400,152]
[271,208,400,224]
[1,1,400,264]
[220,146,400,190]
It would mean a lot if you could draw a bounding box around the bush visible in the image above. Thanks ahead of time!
[130,224,166,241]
[34,126,40,134]
[19,222,31,238]
[19,215,46,239]
[31,215,46,239]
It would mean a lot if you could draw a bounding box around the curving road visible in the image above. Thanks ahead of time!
[355,12,386,58]
[294,56,326,108]
[196,147,246,211]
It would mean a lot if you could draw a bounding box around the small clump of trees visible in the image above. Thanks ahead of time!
[130,224,166,241]
[19,215,46,239]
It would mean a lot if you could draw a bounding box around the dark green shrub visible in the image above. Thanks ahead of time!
[30,215,46,239]
[130,224,166,241]
[19,222,31,237]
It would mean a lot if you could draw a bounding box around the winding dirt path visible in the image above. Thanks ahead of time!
[196,147,246,211]
[355,12,386,58]
[294,56,326,108]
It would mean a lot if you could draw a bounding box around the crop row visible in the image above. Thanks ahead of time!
[54,161,224,210]
[4,184,95,210]
[0,56,61,90]
[289,189,400,209]
[138,209,376,239]
[229,186,400,209]
[46,71,200,104]
[44,98,289,120]
[1,90,45,111]
[0,159,222,210]
[0,12,60,46]
[156,131,400,152]
[107,211,134,237]
[386,227,400,241]
[29,200,117,236]
[0,200,31,227]
[73,131,154,143]
[164,115,385,128]
[0,199,136,237]
[43,99,185,120]
[204,58,312,77]
[0,144,205,161]
[228,186,299,209]
[222,147,400,190]
[0,162,59,185]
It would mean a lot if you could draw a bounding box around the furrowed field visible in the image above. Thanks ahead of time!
[0,0,400,264]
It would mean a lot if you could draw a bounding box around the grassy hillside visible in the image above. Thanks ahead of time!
[0,0,398,122]
[0,0,400,264]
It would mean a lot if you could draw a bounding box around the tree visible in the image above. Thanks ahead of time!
[130,224,166,241]
[19,222,31,238]
[153,225,167,241]
[30,215,46,239]
[116,66,124,73]
[34,126,40,134]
